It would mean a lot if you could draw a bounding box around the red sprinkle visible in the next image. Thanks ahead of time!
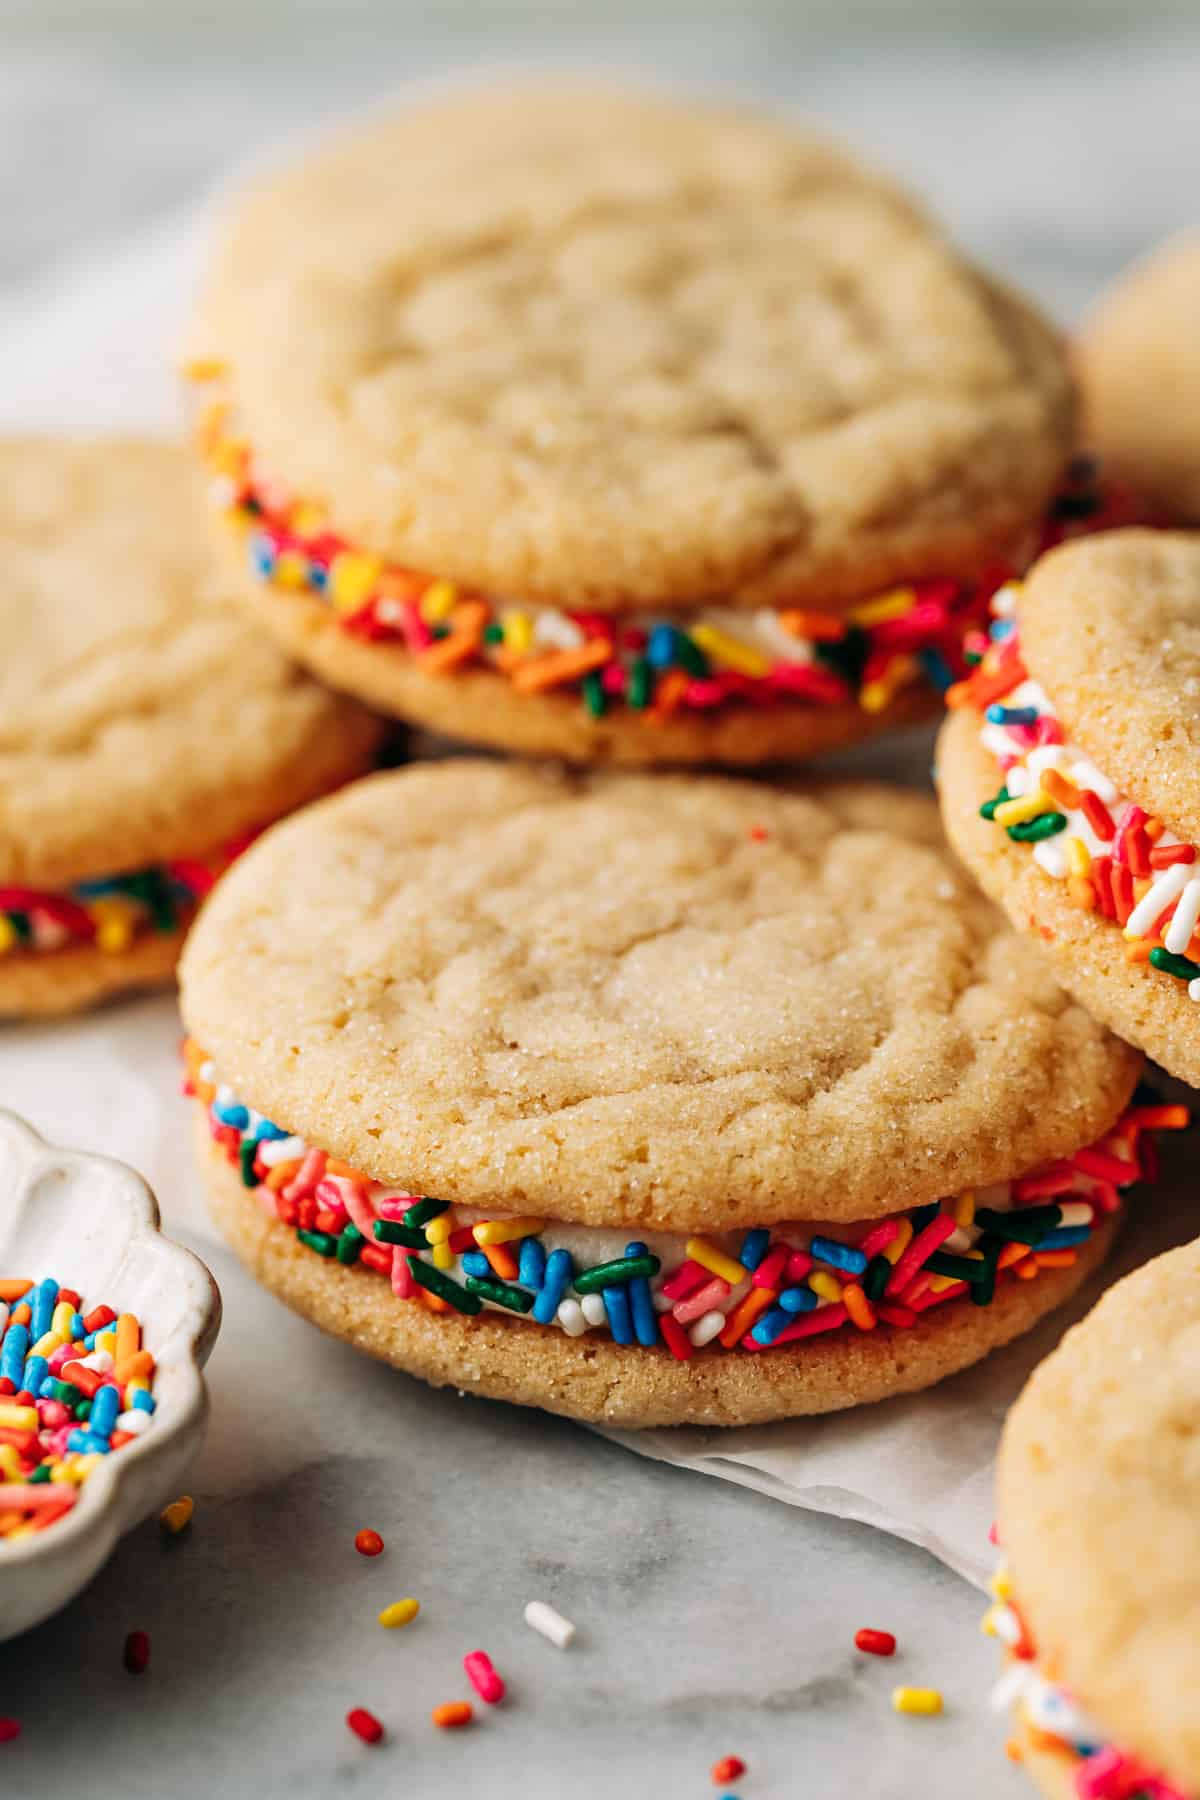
[712,1755,747,1784]
[124,1629,151,1674]
[463,1649,506,1704]
[355,1528,384,1558]
[855,1628,897,1657]
[0,1718,20,1744]
[347,1707,384,1744]
[748,825,769,842]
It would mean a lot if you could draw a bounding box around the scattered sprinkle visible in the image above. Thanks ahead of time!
[124,1629,151,1675]
[463,1649,506,1705]
[892,1687,942,1716]
[378,1598,420,1630]
[346,1707,384,1745]
[432,1701,473,1730]
[354,1528,384,1557]
[712,1754,747,1784]
[523,1600,575,1649]
[855,1628,897,1657]
[160,1495,193,1535]
[0,1718,20,1744]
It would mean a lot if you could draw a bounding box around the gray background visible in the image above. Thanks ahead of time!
[0,4,1196,1797]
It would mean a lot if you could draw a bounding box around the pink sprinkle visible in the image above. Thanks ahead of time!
[743,1303,848,1351]
[376,1195,423,1221]
[282,1148,326,1205]
[858,1218,901,1260]
[672,1277,731,1325]
[750,1244,790,1290]
[784,1249,814,1284]
[885,1213,958,1297]
[391,1250,417,1300]
[463,1650,506,1705]
[660,1260,711,1303]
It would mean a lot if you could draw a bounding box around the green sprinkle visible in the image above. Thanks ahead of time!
[464,1275,534,1313]
[239,1138,259,1188]
[814,625,869,688]
[28,1462,51,1485]
[482,622,505,645]
[298,1228,338,1257]
[4,910,31,943]
[408,1259,482,1314]
[973,1205,1062,1245]
[1006,812,1067,842]
[49,1380,80,1406]
[628,658,652,710]
[660,626,709,677]
[119,868,178,933]
[402,1198,447,1229]
[862,1254,891,1302]
[573,1253,660,1296]
[979,786,1011,821]
[924,1250,990,1285]
[581,670,605,719]
[1150,946,1200,982]
[373,1219,429,1249]
[76,1398,91,1423]
[969,1242,1000,1307]
[336,1224,364,1265]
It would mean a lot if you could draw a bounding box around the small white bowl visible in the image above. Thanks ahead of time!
[0,1108,220,1640]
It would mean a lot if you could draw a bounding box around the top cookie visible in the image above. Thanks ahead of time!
[179,762,1137,1230]
[999,1237,1200,1793]
[1079,232,1200,524]
[1020,529,1200,845]
[0,437,382,887]
[193,82,1074,611]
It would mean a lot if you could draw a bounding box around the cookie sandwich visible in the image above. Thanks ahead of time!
[185,82,1092,767]
[1080,232,1200,526]
[179,761,1168,1428]
[938,531,1200,1085]
[986,1228,1197,1800]
[0,437,382,1016]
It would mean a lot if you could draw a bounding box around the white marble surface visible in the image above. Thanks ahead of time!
[1,15,1198,1797]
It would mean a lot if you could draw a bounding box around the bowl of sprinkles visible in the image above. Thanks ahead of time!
[0,1109,219,1640]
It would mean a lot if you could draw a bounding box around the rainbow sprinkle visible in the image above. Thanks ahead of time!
[185,1042,1181,1358]
[986,1565,1189,1800]
[0,844,244,962]
[961,585,1200,1000]
[0,1278,156,1540]
[191,366,1130,725]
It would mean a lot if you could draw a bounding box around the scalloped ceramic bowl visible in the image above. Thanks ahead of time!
[0,1109,220,1640]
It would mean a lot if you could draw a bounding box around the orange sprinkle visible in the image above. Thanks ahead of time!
[421,1290,451,1316]
[10,1303,30,1327]
[1040,768,1082,811]
[432,1702,473,1730]
[777,608,848,643]
[0,1281,32,1303]
[650,668,689,720]
[510,639,611,695]
[718,1287,775,1348]
[843,1283,877,1331]
[1145,816,1167,842]
[264,1160,302,1192]
[326,1158,369,1182]
[375,568,426,605]
[1125,940,1154,964]
[1005,1738,1024,1763]
[418,612,486,674]
[115,1350,155,1385]
[996,1242,1031,1271]
[1067,875,1097,912]
[1015,1259,1040,1281]
[482,1242,520,1281]
[1034,1250,1078,1270]
[945,658,1026,711]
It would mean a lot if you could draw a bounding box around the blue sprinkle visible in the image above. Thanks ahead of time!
[778,1286,819,1314]
[460,1251,490,1278]
[918,646,954,694]
[991,617,1016,640]
[309,560,329,593]
[602,1283,634,1345]
[89,1385,121,1439]
[66,1429,111,1456]
[532,1248,574,1326]
[249,533,276,579]
[810,1236,868,1276]
[750,1307,791,1345]
[31,1278,58,1341]
[985,703,1038,725]
[1,1325,30,1384]
[518,1237,546,1289]
[646,623,680,668]
[213,1100,250,1129]
[21,1356,48,1395]
[739,1228,770,1272]
[624,1242,659,1347]
[39,1376,57,1399]
[69,1312,86,1339]
[131,1389,156,1415]
[250,1118,289,1142]
[1036,1225,1092,1249]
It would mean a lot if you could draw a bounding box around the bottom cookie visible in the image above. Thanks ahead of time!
[0,926,186,1019]
[200,1123,1119,1428]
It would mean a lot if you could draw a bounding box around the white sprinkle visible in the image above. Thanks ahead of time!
[80,1350,114,1373]
[1124,860,1191,939]
[258,1134,307,1167]
[1189,978,1200,1003]
[532,610,584,651]
[580,1293,607,1328]
[0,1304,7,1339]
[114,1409,153,1436]
[1164,876,1200,955]
[1068,758,1119,806]
[687,1309,726,1347]
[989,1662,1029,1712]
[991,583,1021,618]
[1025,744,1068,778]
[651,1290,675,1314]
[556,1298,587,1337]
[1003,764,1032,799]
[1032,840,1069,879]
[524,1601,576,1649]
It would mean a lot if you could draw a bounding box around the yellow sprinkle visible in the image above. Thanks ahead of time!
[160,1496,194,1535]
[431,1243,454,1272]
[0,1445,25,1478]
[883,1219,914,1265]
[125,1376,151,1397]
[473,1218,547,1247]
[501,610,533,653]
[893,1687,943,1716]
[51,1300,77,1339]
[994,791,1053,828]
[274,550,309,591]
[989,1566,1014,1602]
[424,1215,454,1246]
[328,551,382,616]
[180,354,227,382]
[689,624,770,680]
[928,1274,961,1294]
[71,1454,104,1483]
[848,587,916,627]
[0,915,17,956]
[1066,837,1092,877]
[808,1271,844,1304]
[954,1192,975,1228]
[860,654,919,714]
[980,1606,1002,1638]
[378,1598,420,1629]
[420,579,458,623]
[89,895,140,954]
[96,1332,116,1359]
[30,1332,63,1360]
[684,1237,747,1288]
[288,501,326,537]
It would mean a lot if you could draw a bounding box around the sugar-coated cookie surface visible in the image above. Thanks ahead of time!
[1080,232,1200,525]
[193,81,1074,612]
[0,437,382,888]
[200,1122,1120,1427]
[999,1238,1200,1796]
[180,762,1139,1228]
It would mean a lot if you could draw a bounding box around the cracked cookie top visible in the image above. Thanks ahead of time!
[192,81,1075,612]
[0,437,383,886]
[178,761,1138,1227]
